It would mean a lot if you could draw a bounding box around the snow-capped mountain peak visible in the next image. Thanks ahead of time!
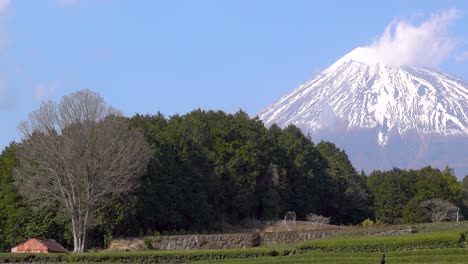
[258,47,468,147]
[328,47,380,70]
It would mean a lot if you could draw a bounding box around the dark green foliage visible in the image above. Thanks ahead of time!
[195,249,468,264]
[462,176,468,194]
[413,166,463,203]
[402,199,430,224]
[297,230,464,253]
[0,247,290,263]
[316,141,372,224]
[123,110,364,237]
[259,189,280,220]
[3,107,467,251]
[0,253,67,263]
[0,144,72,252]
[87,196,136,249]
[271,125,330,219]
[462,175,468,217]
[368,168,417,224]
[143,237,153,249]
[128,110,333,234]
[368,166,465,224]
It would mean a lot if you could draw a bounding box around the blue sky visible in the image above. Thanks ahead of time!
[1,0,468,149]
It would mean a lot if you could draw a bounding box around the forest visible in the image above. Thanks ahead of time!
[1,108,468,251]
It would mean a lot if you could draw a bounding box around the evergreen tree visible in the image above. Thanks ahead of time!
[272,125,330,219]
[316,141,372,224]
[367,168,416,224]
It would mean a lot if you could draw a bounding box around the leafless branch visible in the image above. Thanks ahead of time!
[14,89,151,253]
[306,213,330,230]
[420,198,458,222]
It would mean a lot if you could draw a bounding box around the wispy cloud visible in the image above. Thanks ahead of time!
[35,82,58,101]
[369,9,460,67]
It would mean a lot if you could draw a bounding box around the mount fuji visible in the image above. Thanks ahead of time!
[257,47,468,177]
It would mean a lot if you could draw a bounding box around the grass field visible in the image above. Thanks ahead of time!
[0,222,467,263]
[194,248,468,264]
[297,230,465,252]
[330,221,468,239]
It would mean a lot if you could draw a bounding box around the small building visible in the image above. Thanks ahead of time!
[11,238,69,254]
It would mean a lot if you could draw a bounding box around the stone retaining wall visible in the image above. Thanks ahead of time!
[109,230,333,251]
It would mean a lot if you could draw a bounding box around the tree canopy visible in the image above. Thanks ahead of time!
[0,94,465,252]
[13,90,151,253]
[368,166,464,224]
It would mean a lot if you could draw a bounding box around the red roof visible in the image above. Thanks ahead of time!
[11,238,69,254]
[39,239,69,253]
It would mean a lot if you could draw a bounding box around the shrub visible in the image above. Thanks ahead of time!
[297,230,464,253]
[143,237,153,249]
[361,218,375,227]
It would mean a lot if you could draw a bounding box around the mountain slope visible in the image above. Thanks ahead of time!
[258,47,468,175]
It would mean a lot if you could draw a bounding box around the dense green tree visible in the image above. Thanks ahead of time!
[413,166,463,204]
[258,189,281,220]
[462,176,468,194]
[87,196,137,248]
[130,110,273,232]
[8,104,466,249]
[272,125,330,219]
[368,166,464,224]
[461,175,468,218]
[316,141,372,224]
[409,167,464,223]
[367,168,417,224]
[128,110,340,234]
[402,198,430,223]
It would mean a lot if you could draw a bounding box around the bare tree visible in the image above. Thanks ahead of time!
[14,89,151,253]
[420,198,458,222]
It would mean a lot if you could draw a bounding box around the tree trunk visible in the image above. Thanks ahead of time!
[71,211,87,253]
[71,214,80,253]
[74,231,86,253]
[79,218,87,253]
[73,233,79,253]
[14,90,151,255]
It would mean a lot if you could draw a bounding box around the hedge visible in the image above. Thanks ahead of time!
[0,246,291,263]
[297,230,467,253]
[194,249,468,264]
[0,230,466,263]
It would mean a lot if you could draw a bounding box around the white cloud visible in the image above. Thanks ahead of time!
[0,0,10,15]
[35,83,57,101]
[368,9,460,67]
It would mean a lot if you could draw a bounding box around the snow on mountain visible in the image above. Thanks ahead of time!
[257,47,468,176]
[258,47,468,147]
